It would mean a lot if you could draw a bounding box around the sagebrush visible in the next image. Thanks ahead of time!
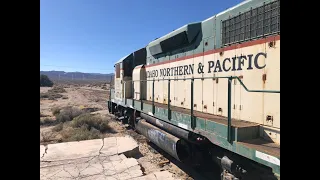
[40,86,66,100]
[51,113,111,142]
[55,106,84,122]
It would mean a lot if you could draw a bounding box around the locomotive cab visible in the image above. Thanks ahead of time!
[113,48,147,102]
[114,54,132,101]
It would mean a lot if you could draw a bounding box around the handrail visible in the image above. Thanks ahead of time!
[120,76,280,142]
[234,76,280,93]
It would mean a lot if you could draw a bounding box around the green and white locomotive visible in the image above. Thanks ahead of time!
[108,0,280,179]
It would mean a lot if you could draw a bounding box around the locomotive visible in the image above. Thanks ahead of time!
[108,0,280,179]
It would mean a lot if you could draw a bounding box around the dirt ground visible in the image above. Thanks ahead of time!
[40,86,108,117]
[40,84,193,180]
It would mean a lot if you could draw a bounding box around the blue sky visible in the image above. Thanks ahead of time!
[40,0,243,74]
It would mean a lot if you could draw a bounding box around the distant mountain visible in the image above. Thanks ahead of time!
[40,71,114,81]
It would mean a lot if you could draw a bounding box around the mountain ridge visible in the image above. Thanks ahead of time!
[40,70,114,81]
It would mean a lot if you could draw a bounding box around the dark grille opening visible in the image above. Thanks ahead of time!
[222,0,280,46]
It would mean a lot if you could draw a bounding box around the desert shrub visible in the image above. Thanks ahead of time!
[48,86,66,93]
[62,96,68,99]
[40,118,56,126]
[40,86,66,100]
[40,92,63,100]
[40,93,49,98]
[71,114,111,132]
[48,93,63,100]
[43,118,54,124]
[64,106,83,118]
[41,131,55,142]
[60,126,101,142]
[55,106,84,122]
[45,108,112,143]
[55,113,71,122]
[52,123,64,132]
[82,107,101,113]
[51,107,61,116]
[40,74,53,87]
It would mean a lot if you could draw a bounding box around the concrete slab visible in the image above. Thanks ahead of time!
[100,136,139,157]
[40,137,177,180]
[42,138,103,161]
[40,145,46,159]
[40,154,143,179]
[42,136,138,161]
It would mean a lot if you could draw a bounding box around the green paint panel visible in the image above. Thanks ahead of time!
[195,117,206,130]
[171,111,192,130]
[154,106,168,121]
[195,117,259,142]
[134,101,142,111]
[205,120,228,138]
[236,143,254,159]
[143,103,152,114]
[126,99,133,106]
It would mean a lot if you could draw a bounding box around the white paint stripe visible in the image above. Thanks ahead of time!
[256,151,280,166]
[178,123,188,129]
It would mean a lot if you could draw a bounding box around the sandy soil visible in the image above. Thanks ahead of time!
[40,86,108,117]
[40,85,193,180]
